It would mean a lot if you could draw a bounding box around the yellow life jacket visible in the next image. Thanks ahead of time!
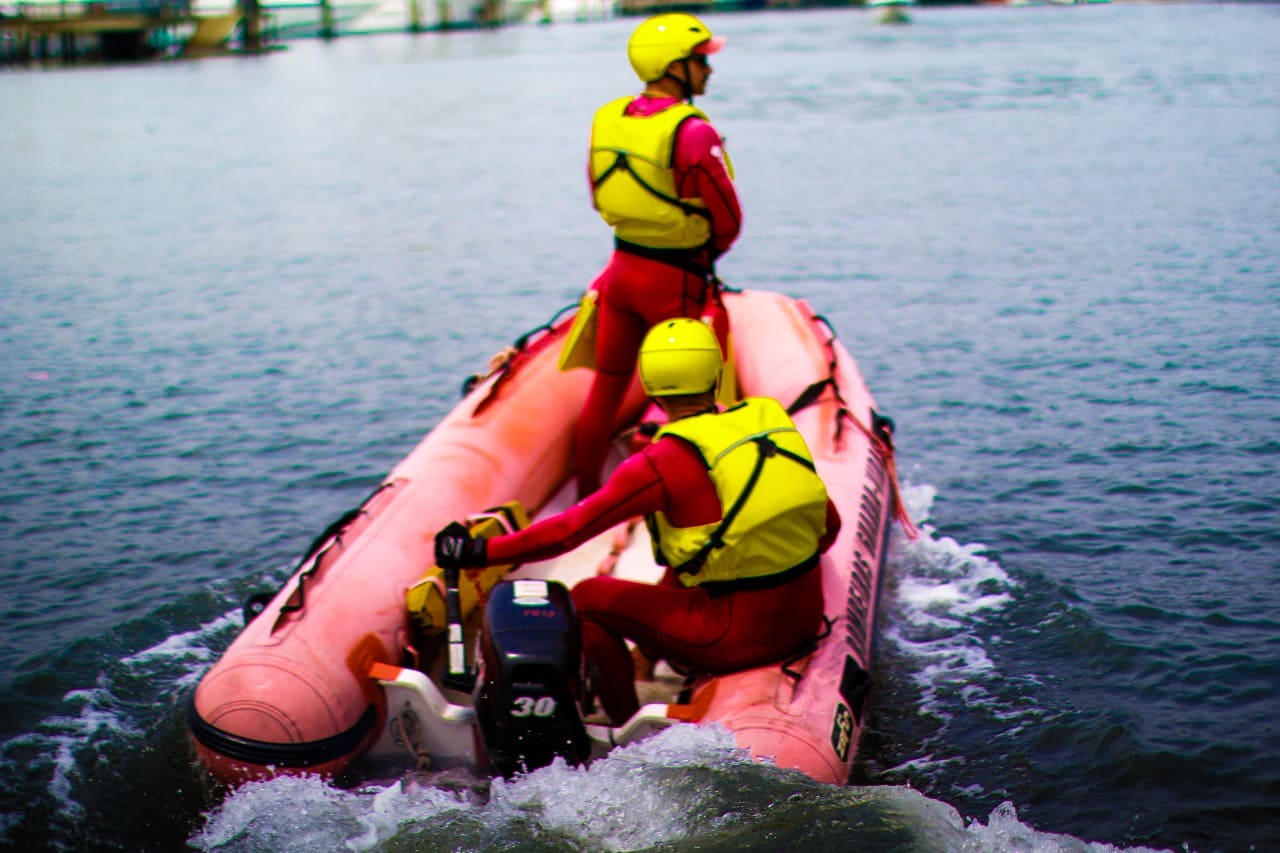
[589,96,735,251]
[648,397,829,590]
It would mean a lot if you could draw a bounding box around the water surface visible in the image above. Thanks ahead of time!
[1,4,1277,850]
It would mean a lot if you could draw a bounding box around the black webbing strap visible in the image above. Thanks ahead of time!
[781,613,835,683]
[615,238,714,279]
[593,142,713,220]
[464,301,581,412]
[786,377,837,418]
[781,309,917,539]
[784,313,851,446]
[276,481,394,619]
[699,552,820,599]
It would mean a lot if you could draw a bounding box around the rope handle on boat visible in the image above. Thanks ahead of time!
[786,313,919,540]
[462,279,741,415]
[388,709,433,771]
[780,614,835,685]
[847,409,918,539]
[462,301,580,409]
[243,481,395,630]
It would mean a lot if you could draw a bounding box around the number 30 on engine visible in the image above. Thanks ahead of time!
[511,696,557,717]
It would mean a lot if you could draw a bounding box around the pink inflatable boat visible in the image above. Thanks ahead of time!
[187,289,910,786]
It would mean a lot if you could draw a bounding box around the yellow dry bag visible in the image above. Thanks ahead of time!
[405,501,531,634]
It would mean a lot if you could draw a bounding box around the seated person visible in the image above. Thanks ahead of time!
[435,318,840,725]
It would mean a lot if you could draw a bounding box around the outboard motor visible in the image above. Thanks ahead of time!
[474,579,590,777]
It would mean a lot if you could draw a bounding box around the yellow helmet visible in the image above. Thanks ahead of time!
[626,13,725,84]
[638,318,723,397]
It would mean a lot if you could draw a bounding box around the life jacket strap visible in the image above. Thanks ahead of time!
[596,149,712,220]
[673,435,816,579]
[615,237,715,279]
[697,552,820,598]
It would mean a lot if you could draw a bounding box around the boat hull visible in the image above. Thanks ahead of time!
[189,289,896,786]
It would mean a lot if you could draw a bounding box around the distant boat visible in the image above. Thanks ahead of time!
[183,11,243,54]
[867,0,912,25]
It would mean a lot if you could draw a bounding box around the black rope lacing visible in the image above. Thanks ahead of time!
[260,481,394,626]
[594,149,711,220]
[785,313,851,444]
[781,614,835,684]
[784,310,917,540]
[786,313,901,453]
[461,300,580,410]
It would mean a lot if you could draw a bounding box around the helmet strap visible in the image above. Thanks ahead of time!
[677,59,695,104]
[656,61,695,104]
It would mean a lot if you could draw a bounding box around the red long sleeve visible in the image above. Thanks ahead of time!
[819,499,842,554]
[673,117,742,258]
[484,437,718,566]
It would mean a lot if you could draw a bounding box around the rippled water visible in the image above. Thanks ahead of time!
[1,4,1277,851]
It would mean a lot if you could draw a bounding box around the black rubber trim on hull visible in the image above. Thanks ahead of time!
[186,700,379,769]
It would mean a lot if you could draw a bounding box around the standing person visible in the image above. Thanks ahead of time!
[573,13,743,498]
[435,319,840,726]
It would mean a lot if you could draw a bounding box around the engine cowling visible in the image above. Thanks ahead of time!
[473,579,590,777]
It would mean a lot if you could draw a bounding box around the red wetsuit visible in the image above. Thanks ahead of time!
[575,96,743,498]
[485,433,840,725]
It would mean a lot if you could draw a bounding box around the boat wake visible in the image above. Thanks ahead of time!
[0,493,1168,852]
[882,482,1022,757]
[189,723,1166,852]
[185,493,1163,852]
[0,565,289,850]
[0,608,241,835]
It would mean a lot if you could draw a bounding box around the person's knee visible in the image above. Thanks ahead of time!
[571,576,610,613]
